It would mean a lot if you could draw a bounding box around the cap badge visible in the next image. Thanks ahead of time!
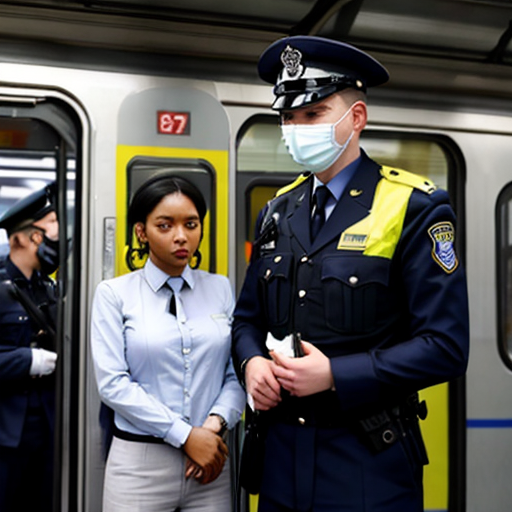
[281,45,303,78]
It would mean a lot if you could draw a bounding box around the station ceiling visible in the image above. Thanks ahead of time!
[1,0,512,98]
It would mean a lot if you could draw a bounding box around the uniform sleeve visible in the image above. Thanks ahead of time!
[331,190,469,410]
[209,278,246,427]
[90,281,192,448]
[0,346,32,381]
[0,285,33,381]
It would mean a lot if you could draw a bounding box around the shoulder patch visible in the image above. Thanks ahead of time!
[428,221,459,273]
[381,166,436,194]
[275,173,310,197]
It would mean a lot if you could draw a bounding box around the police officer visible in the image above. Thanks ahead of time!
[0,183,59,512]
[232,36,469,512]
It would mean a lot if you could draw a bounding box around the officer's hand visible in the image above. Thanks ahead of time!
[29,348,58,377]
[183,427,228,484]
[271,341,334,397]
[245,356,282,411]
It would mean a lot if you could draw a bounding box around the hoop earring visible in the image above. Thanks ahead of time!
[190,249,202,270]
[126,241,149,271]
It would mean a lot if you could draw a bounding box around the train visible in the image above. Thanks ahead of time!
[1,1,512,511]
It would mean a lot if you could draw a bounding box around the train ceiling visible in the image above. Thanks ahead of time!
[2,0,512,98]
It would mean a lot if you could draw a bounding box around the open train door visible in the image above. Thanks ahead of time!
[0,90,87,512]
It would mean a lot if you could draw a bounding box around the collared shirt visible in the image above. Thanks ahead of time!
[91,259,246,448]
[312,155,361,221]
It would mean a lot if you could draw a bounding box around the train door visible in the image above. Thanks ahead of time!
[234,114,466,512]
[465,126,512,512]
[0,92,85,511]
[83,85,231,511]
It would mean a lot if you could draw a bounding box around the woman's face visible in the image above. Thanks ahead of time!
[135,192,202,276]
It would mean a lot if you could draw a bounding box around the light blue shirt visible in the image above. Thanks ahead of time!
[312,155,361,220]
[90,259,246,448]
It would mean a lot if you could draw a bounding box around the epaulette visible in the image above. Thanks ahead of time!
[275,173,310,198]
[380,166,436,194]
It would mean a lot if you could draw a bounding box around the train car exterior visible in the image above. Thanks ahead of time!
[0,52,511,512]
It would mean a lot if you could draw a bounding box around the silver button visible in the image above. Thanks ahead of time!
[274,255,282,263]
[265,269,271,278]
[298,290,307,298]
[349,276,359,285]
[300,256,308,263]
[298,417,306,425]
[182,347,191,355]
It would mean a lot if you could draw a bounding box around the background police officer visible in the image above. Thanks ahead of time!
[232,36,469,512]
[0,183,59,512]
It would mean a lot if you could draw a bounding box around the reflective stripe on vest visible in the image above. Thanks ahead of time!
[337,166,435,259]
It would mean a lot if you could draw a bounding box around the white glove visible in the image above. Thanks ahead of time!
[30,348,58,377]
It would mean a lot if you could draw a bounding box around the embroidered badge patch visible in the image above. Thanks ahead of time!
[428,222,458,273]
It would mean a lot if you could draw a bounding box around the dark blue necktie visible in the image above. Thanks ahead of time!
[310,186,331,242]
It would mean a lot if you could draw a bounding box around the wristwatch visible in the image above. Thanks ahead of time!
[209,413,228,438]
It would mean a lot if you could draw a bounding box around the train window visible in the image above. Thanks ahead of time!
[126,157,216,272]
[496,184,512,368]
[0,118,77,258]
[237,116,302,174]
[361,132,448,190]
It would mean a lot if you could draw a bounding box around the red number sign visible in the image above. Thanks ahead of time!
[157,111,190,135]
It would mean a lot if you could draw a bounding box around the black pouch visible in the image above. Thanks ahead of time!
[358,409,400,453]
[239,409,267,494]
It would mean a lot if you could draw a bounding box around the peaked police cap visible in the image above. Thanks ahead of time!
[0,182,56,235]
[258,35,389,110]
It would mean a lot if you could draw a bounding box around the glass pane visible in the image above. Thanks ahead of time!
[238,122,301,174]
[361,135,448,190]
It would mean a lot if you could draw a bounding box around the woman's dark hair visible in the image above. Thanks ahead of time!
[126,174,207,271]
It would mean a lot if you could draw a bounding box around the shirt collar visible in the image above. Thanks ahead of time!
[312,155,362,201]
[143,258,195,292]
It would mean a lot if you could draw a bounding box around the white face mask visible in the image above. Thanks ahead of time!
[281,105,354,173]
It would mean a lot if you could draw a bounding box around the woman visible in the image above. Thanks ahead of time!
[91,174,246,512]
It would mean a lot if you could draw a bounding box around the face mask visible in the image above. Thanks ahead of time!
[36,235,60,275]
[281,105,354,173]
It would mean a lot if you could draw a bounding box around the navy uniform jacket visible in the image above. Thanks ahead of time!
[232,151,469,415]
[0,258,56,447]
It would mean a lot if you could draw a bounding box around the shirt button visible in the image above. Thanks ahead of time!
[349,276,359,285]
[298,290,307,298]
[182,347,191,355]
[184,362,190,370]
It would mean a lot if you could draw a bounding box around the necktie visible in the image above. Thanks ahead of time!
[168,290,177,316]
[167,277,184,316]
[310,186,331,242]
